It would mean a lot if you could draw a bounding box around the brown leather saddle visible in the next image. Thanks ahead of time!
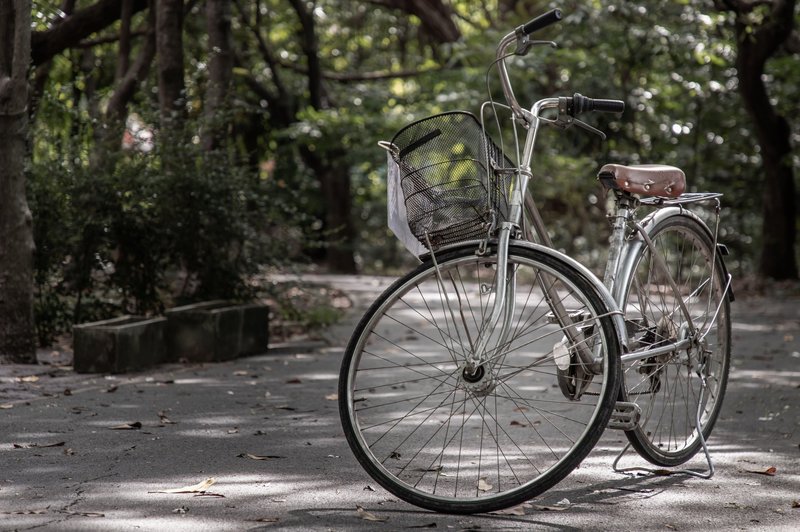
[598,163,686,198]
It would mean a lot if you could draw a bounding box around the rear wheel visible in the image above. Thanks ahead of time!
[339,244,620,513]
[619,215,731,466]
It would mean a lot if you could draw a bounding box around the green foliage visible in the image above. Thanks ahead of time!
[26,0,800,344]
[28,99,279,345]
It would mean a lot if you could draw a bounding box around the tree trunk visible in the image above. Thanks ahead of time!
[155,0,185,129]
[723,0,798,280]
[0,0,36,362]
[203,0,233,151]
[301,148,357,273]
[107,3,157,122]
[91,0,156,170]
[290,0,356,273]
[117,0,135,80]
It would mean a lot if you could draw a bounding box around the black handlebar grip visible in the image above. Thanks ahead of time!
[519,9,563,36]
[572,93,625,114]
[591,98,625,113]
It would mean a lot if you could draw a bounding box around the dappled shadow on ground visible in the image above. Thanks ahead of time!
[0,290,798,530]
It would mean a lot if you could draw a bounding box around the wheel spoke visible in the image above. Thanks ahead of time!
[340,247,619,512]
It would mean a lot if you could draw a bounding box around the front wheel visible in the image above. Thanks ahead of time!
[619,215,731,466]
[339,244,620,514]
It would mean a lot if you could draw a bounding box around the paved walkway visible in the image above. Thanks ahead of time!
[0,275,798,531]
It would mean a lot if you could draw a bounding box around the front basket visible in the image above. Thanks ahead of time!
[389,111,513,249]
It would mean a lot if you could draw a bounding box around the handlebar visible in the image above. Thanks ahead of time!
[567,93,625,115]
[518,9,563,36]
[496,10,625,125]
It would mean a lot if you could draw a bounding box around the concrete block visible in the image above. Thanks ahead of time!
[73,315,167,374]
[165,301,269,362]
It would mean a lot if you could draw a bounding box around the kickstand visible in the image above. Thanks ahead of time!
[612,366,715,480]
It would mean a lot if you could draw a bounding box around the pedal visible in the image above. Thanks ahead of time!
[607,401,642,431]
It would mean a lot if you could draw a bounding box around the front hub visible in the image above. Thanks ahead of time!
[459,364,497,396]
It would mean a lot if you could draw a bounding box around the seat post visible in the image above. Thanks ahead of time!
[602,191,634,291]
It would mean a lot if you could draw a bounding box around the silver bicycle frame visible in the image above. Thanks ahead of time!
[466,30,607,372]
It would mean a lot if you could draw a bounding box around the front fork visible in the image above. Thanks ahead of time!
[466,222,516,373]
[466,221,602,376]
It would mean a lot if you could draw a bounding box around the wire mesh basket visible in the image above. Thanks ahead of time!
[389,111,514,250]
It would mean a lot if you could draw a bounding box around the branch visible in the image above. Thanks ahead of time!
[75,29,146,49]
[106,3,156,120]
[31,0,148,66]
[366,0,461,43]
[117,0,134,79]
[232,0,291,104]
[276,58,448,83]
[785,29,800,53]
[715,0,774,12]
[287,0,325,108]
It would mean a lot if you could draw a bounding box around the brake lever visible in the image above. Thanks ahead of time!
[573,118,607,140]
[515,38,558,56]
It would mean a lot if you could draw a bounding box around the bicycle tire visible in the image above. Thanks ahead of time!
[339,244,620,513]
[618,214,731,466]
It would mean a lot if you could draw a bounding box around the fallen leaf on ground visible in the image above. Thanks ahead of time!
[356,505,388,522]
[104,385,118,393]
[158,411,176,424]
[237,453,284,460]
[63,448,75,456]
[18,375,40,383]
[363,485,376,491]
[745,466,777,476]
[325,393,338,401]
[286,378,302,384]
[248,517,280,523]
[150,478,216,494]
[530,498,571,511]
[109,422,142,430]
[233,370,249,376]
[12,442,65,449]
[0,404,13,409]
[63,511,104,517]
[414,465,443,473]
[477,478,492,492]
[791,500,799,508]
[38,441,66,448]
[490,504,527,516]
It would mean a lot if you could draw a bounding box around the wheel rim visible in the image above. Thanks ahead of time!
[622,224,729,459]
[344,251,616,506]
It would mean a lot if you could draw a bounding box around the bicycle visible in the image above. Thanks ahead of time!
[338,9,732,514]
